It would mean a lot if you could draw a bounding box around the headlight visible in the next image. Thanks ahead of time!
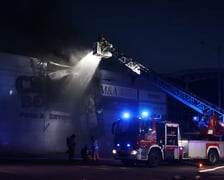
[131,150,138,155]
[112,149,117,154]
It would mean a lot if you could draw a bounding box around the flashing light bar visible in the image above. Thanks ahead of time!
[121,111,131,119]
[141,111,149,117]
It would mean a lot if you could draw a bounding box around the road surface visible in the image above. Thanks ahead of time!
[0,157,224,179]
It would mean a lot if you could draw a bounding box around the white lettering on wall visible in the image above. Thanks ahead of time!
[100,84,137,100]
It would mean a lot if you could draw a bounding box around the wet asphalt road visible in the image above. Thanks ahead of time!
[0,157,224,180]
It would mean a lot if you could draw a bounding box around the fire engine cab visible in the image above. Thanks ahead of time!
[93,35,224,167]
[112,113,182,167]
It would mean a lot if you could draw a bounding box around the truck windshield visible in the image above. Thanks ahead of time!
[114,119,139,135]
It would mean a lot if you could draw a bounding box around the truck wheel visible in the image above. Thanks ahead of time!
[208,149,219,165]
[147,150,161,167]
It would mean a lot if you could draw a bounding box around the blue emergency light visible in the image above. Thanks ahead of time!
[141,111,149,117]
[192,116,199,122]
[139,109,151,119]
[126,143,131,147]
[121,111,132,119]
[123,113,130,118]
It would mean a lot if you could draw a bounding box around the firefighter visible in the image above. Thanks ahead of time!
[81,144,90,162]
[91,136,100,161]
[66,134,76,161]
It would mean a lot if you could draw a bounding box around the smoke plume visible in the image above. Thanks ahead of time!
[0,0,88,64]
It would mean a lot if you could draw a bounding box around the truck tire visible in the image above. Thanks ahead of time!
[208,149,219,165]
[147,150,161,167]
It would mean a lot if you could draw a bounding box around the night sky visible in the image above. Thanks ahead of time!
[1,0,224,73]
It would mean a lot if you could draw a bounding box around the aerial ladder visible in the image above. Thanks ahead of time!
[93,35,224,136]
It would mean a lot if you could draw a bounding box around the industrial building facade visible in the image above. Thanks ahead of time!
[0,53,167,157]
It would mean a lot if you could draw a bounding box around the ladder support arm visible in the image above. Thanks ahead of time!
[93,35,224,122]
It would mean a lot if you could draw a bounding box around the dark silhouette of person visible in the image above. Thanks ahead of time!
[66,134,76,161]
[81,144,88,162]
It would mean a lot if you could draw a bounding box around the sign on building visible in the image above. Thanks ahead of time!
[100,84,137,100]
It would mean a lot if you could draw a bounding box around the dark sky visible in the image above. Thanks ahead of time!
[1,0,224,73]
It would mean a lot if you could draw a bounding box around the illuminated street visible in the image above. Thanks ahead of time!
[0,158,224,180]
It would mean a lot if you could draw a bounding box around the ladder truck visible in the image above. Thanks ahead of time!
[93,35,224,167]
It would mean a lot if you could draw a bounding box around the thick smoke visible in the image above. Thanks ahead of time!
[0,0,88,64]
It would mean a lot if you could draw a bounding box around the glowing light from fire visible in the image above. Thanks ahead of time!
[197,162,203,168]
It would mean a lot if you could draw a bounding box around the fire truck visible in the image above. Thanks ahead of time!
[93,35,224,167]
[111,114,182,167]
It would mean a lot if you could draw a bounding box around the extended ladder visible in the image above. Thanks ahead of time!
[94,36,224,122]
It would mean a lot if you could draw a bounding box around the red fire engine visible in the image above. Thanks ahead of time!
[93,36,224,167]
[112,115,182,167]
